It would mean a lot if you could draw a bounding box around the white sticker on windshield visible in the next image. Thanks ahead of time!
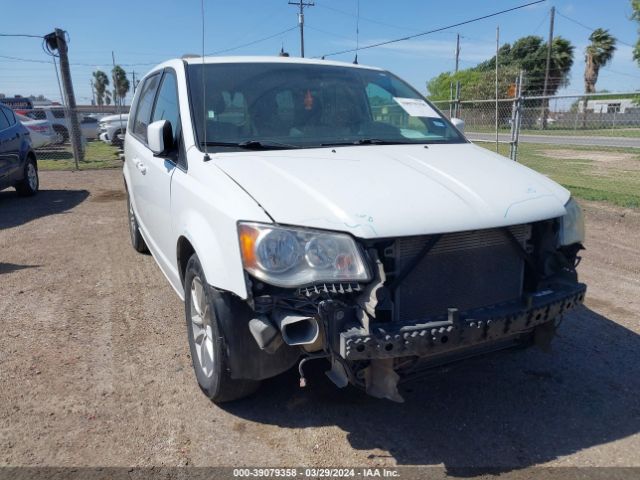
[393,97,440,118]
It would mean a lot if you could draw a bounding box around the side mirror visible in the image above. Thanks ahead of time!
[451,117,465,133]
[147,120,174,155]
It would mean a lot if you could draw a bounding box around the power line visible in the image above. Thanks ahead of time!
[0,33,43,38]
[0,54,52,64]
[598,68,640,80]
[314,2,419,32]
[555,11,635,48]
[305,24,354,41]
[317,0,546,58]
[532,10,549,35]
[207,25,298,55]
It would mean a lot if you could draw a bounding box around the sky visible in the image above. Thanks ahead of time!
[1,0,639,105]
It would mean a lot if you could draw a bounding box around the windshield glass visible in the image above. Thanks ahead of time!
[187,62,466,151]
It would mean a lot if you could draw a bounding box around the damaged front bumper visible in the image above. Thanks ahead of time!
[337,282,587,361]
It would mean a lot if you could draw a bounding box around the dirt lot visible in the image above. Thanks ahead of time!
[1,169,639,473]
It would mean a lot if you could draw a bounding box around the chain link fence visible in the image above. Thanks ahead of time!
[432,92,640,208]
[5,90,639,208]
[5,103,130,170]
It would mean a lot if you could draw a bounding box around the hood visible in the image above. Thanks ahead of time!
[214,143,570,239]
[100,114,129,123]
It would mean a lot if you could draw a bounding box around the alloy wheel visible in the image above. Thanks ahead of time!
[190,276,215,378]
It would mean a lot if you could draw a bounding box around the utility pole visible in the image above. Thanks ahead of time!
[130,71,138,94]
[495,25,499,152]
[44,28,83,167]
[541,5,555,129]
[112,51,118,110]
[454,33,461,119]
[288,0,314,57]
[454,33,460,73]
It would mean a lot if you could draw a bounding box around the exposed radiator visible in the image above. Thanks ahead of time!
[391,224,532,321]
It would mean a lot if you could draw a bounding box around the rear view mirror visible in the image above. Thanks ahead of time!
[147,120,174,155]
[451,117,465,133]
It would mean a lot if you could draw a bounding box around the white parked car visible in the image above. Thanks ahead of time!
[124,57,586,403]
[99,113,128,146]
[21,107,96,142]
[16,113,62,149]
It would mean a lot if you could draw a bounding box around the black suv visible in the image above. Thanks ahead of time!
[0,104,38,196]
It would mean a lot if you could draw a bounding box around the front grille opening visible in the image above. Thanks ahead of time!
[387,224,532,322]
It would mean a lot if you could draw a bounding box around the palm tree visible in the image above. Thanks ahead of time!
[582,29,616,127]
[584,29,616,94]
[92,70,110,106]
[539,37,575,128]
[111,66,130,107]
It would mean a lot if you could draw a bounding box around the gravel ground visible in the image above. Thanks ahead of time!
[0,169,639,473]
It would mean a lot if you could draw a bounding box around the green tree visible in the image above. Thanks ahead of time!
[92,70,110,106]
[111,65,130,106]
[426,35,574,100]
[632,0,640,64]
[582,29,616,127]
[476,35,574,96]
[426,68,518,101]
[584,29,616,94]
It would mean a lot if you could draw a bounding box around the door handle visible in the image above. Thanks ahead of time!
[135,160,147,175]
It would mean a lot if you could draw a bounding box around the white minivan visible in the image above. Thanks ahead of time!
[124,56,586,403]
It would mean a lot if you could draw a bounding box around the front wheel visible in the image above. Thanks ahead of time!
[15,157,39,196]
[184,254,260,403]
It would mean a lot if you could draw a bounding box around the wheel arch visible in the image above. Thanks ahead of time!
[173,215,249,300]
[177,235,195,288]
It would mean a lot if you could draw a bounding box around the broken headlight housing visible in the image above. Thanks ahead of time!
[559,197,585,246]
[238,222,371,288]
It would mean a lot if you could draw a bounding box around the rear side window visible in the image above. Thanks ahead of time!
[4,108,16,126]
[151,71,181,144]
[26,110,46,120]
[0,108,10,130]
[52,109,66,118]
[132,73,161,143]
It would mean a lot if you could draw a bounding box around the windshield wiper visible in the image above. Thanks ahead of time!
[321,138,418,147]
[201,140,300,150]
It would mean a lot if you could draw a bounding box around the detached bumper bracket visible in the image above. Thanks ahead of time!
[340,283,586,360]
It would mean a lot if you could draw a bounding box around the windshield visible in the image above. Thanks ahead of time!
[187,62,466,151]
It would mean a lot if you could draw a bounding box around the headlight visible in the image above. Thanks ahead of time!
[238,222,371,288]
[559,197,585,246]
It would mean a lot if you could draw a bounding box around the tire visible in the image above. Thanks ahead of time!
[112,129,124,147]
[127,192,148,253]
[184,253,260,403]
[53,125,69,143]
[15,157,39,197]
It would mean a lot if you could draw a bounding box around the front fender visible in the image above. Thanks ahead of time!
[170,162,272,300]
[175,210,249,299]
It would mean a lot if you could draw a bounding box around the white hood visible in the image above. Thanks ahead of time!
[214,143,569,239]
[100,113,129,123]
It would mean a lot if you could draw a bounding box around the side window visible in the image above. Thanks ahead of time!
[151,71,180,144]
[52,109,66,119]
[365,82,408,128]
[132,73,161,143]
[27,110,46,120]
[0,108,10,130]
[4,108,16,126]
